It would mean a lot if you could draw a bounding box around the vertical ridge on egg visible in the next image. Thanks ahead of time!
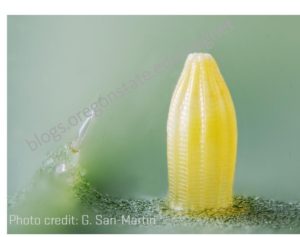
[167,53,237,212]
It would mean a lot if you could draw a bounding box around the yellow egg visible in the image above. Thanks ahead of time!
[167,53,237,212]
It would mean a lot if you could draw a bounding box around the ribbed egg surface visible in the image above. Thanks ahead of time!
[167,53,237,212]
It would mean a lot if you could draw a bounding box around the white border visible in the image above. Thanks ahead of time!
[1,13,7,235]
[2,0,300,236]
[2,0,300,15]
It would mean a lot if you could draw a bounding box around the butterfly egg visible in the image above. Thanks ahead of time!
[167,53,237,212]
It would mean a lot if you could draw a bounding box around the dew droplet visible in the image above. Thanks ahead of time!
[55,163,67,174]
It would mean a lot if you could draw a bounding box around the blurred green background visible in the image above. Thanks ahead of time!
[8,16,300,227]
